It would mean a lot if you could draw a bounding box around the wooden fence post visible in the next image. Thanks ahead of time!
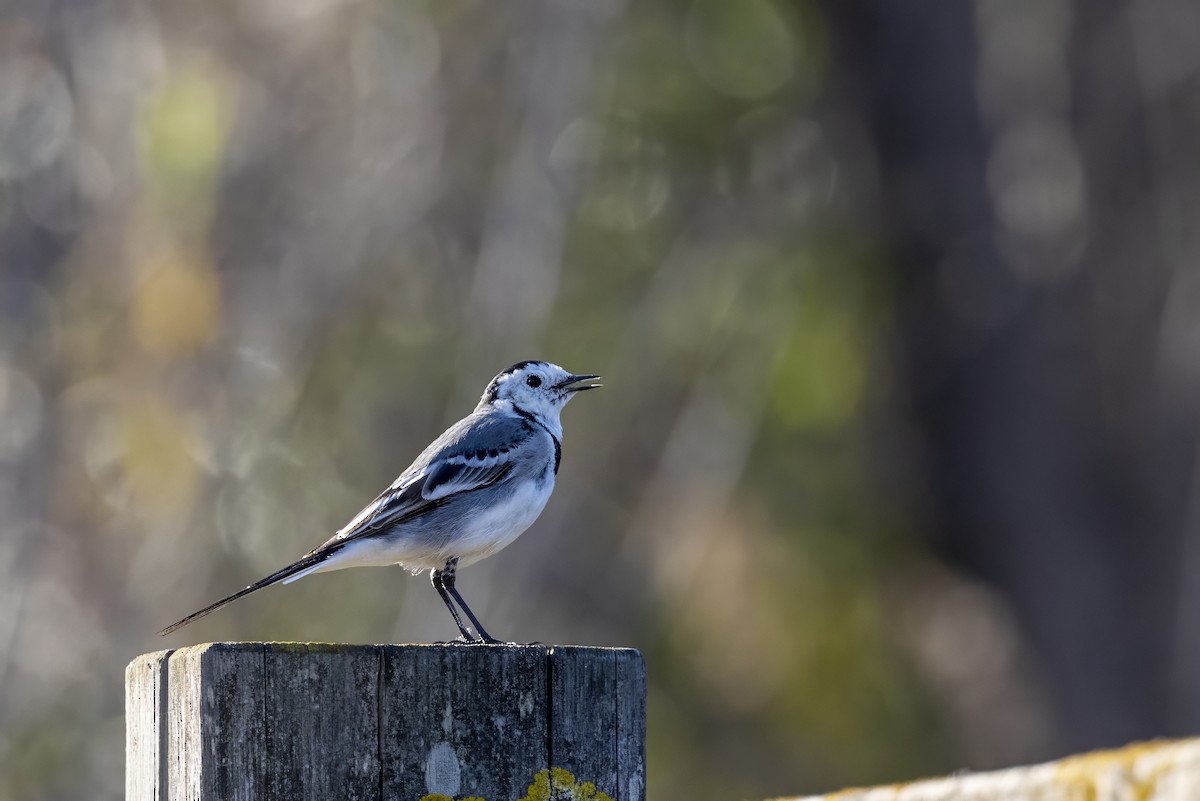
[783,739,1200,800]
[126,643,646,801]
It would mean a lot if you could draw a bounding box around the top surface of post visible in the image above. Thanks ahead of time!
[127,642,646,801]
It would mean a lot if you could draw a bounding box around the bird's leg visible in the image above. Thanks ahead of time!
[431,562,478,642]
[441,557,501,644]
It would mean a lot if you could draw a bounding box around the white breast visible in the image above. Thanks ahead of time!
[451,472,555,567]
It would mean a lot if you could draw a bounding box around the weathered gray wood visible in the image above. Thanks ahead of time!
[550,647,617,794]
[126,643,646,801]
[614,649,648,801]
[381,644,548,800]
[263,644,380,800]
[168,643,266,801]
[546,647,647,801]
[125,649,173,801]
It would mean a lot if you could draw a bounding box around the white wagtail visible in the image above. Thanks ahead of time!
[160,360,600,642]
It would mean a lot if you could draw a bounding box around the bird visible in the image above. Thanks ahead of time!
[160,360,600,643]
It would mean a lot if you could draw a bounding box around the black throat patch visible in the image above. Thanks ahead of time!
[511,405,562,474]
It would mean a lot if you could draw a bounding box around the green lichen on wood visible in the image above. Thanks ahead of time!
[1053,740,1181,801]
[787,738,1200,801]
[518,768,615,801]
[415,768,616,801]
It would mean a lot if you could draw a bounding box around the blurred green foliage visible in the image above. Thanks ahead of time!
[0,1,1064,800]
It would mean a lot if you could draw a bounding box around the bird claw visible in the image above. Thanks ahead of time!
[464,636,504,645]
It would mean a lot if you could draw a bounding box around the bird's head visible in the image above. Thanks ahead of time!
[479,361,600,430]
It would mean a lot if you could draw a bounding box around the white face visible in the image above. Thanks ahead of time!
[481,361,600,420]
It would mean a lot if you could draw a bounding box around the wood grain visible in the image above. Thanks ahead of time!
[125,649,173,801]
[126,643,646,801]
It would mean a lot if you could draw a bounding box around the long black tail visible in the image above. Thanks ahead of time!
[159,547,338,636]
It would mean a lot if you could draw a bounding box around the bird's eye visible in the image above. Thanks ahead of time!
[525,375,542,388]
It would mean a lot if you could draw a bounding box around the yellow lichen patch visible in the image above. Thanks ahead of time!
[518,768,616,801]
[779,738,1200,801]
[1054,740,1181,801]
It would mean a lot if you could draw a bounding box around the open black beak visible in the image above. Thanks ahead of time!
[554,374,602,393]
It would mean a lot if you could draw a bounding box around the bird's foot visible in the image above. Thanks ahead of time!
[464,635,504,645]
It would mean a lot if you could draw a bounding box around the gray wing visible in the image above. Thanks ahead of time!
[317,413,537,549]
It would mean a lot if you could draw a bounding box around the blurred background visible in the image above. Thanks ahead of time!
[2,0,1200,798]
